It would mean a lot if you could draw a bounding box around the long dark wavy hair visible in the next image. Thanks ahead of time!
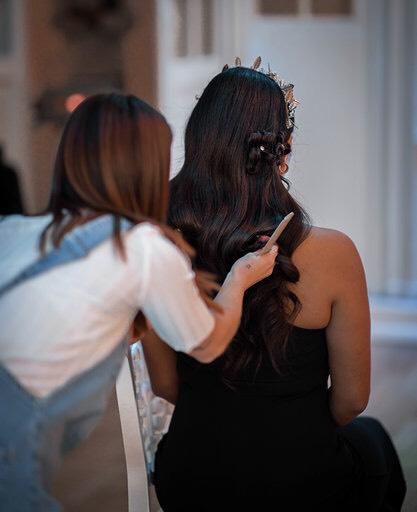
[42,92,219,337]
[169,66,312,376]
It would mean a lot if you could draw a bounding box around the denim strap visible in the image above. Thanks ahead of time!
[0,215,133,298]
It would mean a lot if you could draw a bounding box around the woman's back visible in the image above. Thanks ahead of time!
[288,226,368,330]
[155,333,363,511]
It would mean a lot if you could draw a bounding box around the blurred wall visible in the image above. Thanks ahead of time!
[1,0,158,214]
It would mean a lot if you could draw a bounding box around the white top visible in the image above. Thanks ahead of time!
[0,215,214,397]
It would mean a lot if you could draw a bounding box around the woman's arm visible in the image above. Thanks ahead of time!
[324,231,371,426]
[141,331,179,405]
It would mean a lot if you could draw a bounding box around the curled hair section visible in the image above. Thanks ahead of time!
[246,130,287,175]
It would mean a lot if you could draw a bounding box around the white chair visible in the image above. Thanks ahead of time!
[116,342,173,512]
[116,353,151,512]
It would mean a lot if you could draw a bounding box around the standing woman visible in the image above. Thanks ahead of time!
[0,92,277,511]
[143,61,407,511]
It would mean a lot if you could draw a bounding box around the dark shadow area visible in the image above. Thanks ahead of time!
[0,145,24,214]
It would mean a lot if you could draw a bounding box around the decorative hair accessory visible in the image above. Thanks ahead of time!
[246,130,287,175]
[223,56,299,129]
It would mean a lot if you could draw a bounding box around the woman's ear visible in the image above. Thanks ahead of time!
[279,156,289,175]
[279,133,292,175]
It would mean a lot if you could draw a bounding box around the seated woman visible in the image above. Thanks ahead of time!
[142,59,407,511]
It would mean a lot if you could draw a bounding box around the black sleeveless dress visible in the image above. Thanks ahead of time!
[154,327,406,511]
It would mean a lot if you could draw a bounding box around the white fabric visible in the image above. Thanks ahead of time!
[131,342,174,475]
[115,353,151,512]
[0,215,214,397]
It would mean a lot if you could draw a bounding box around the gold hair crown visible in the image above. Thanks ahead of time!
[223,56,299,129]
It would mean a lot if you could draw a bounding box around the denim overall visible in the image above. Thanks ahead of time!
[0,216,132,511]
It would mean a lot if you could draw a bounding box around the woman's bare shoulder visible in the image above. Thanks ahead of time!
[297,226,359,258]
[306,225,355,243]
[293,226,364,283]
[289,227,367,329]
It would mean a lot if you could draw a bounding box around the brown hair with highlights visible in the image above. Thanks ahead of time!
[42,92,219,336]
